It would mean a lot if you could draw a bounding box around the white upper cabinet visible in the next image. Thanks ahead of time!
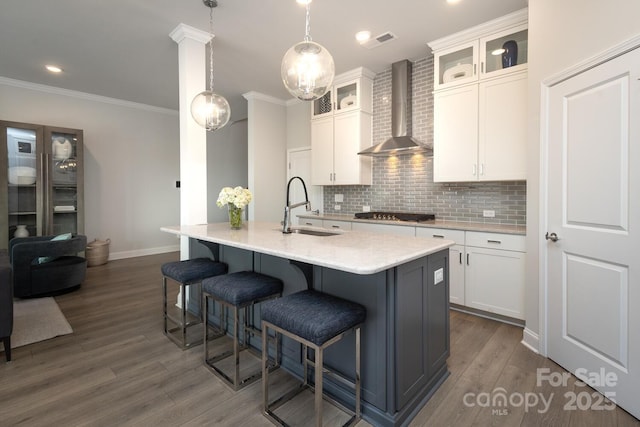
[311,68,375,186]
[429,9,528,182]
[311,68,374,119]
[433,40,479,90]
[431,10,528,90]
[479,25,528,78]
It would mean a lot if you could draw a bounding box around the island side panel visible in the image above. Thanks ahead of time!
[394,249,450,424]
[316,267,389,412]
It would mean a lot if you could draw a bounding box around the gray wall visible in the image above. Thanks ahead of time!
[322,56,527,226]
[0,78,181,258]
[207,117,249,224]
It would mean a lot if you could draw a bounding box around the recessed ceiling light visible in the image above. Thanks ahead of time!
[446,0,462,4]
[45,65,63,73]
[296,0,311,4]
[355,31,371,44]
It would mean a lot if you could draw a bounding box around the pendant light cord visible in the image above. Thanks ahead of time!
[304,2,312,42]
[209,5,215,91]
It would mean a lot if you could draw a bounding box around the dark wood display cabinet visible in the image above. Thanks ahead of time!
[0,120,84,249]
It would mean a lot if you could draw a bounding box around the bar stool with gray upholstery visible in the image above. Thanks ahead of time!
[261,289,366,427]
[161,257,227,349]
[202,271,283,391]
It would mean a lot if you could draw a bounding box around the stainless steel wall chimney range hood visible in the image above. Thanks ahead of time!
[358,60,432,157]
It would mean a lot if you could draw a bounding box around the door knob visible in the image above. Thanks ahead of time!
[545,232,559,242]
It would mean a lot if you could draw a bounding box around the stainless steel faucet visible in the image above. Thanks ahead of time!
[282,176,311,233]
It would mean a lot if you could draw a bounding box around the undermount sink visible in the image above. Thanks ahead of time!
[291,228,340,236]
[279,227,341,236]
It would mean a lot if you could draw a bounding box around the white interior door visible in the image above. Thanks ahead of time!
[545,45,640,419]
[287,148,323,225]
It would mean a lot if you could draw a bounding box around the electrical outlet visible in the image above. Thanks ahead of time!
[363,205,371,212]
[335,194,344,203]
[434,268,444,284]
[334,205,341,211]
[483,210,496,218]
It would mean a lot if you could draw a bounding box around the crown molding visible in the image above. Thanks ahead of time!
[169,23,212,44]
[242,91,287,106]
[0,76,178,115]
[427,8,528,52]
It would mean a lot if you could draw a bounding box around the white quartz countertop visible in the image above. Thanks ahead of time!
[161,221,454,275]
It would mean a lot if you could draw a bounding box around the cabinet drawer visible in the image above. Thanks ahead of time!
[298,217,323,228]
[323,220,352,230]
[465,231,525,252]
[416,227,465,245]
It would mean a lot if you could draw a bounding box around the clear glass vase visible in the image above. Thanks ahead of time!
[227,204,244,229]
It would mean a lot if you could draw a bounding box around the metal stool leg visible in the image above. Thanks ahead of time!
[315,346,323,427]
[181,284,187,345]
[163,277,168,335]
[355,326,361,420]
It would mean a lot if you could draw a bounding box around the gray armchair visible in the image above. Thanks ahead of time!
[10,234,87,298]
[1,249,12,361]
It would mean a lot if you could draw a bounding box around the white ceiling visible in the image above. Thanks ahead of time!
[0,0,527,117]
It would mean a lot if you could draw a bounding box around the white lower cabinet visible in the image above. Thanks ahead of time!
[298,217,323,227]
[464,232,525,320]
[352,222,415,236]
[323,219,352,230]
[417,228,525,320]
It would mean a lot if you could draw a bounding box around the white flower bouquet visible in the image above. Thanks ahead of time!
[216,186,253,209]
[217,186,252,229]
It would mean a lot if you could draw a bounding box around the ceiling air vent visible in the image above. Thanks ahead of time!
[361,31,397,49]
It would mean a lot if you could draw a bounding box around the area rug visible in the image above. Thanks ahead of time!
[7,297,73,349]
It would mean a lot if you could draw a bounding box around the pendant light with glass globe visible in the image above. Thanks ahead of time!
[190,0,231,131]
[281,0,335,101]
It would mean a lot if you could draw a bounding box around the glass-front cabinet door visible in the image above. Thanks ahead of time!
[312,90,333,119]
[311,74,371,118]
[2,122,44,247]
[1,121,83,249]
[334,80,359,113]
[479,24,528,78]
[433,40,479,90]
[45,127,84,236]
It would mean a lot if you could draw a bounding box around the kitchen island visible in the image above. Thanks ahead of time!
[161,221,454,427]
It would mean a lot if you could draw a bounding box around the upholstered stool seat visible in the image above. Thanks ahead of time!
[261,289,366,427]
[161,258,227,284]
[161,258,227,349]
[202,271,283,391]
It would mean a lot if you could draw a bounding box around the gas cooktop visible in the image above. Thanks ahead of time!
[354,212,436,222]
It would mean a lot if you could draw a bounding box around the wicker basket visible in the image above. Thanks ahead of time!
[86,238,110,267]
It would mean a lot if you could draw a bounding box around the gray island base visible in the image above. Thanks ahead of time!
[161,222,454,426]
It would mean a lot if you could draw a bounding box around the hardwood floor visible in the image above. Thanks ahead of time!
[1,252,638,426]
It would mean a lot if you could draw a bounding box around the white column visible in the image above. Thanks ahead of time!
[170,24,211,260]
[243,91,287,222]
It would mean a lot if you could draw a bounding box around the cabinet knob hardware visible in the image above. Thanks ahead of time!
[331,225,340,228]
[545,232,559,242]
[459,252,462,264]
[487,239,501,244]
[432,234,445,238]
[466,253,470,265]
